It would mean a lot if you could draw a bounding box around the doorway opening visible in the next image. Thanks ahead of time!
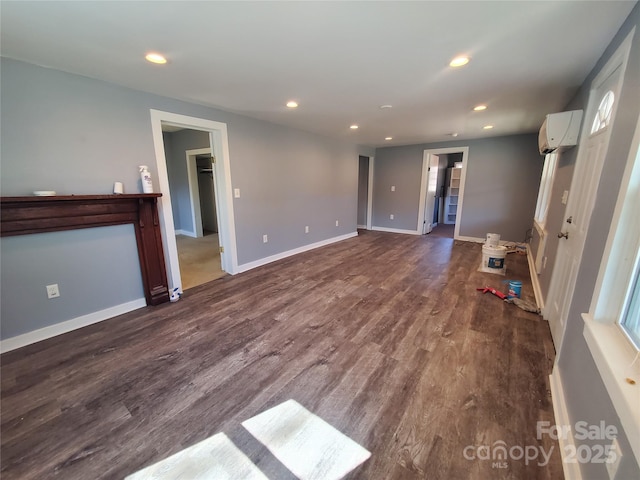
[357,155,373,230]
[417,147,469,239]
[150,110,238,294]
[163,130,225,289]
[169,140,226,288]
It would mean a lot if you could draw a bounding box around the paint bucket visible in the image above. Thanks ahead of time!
[485,233,501,247]
[480,245,507,275]
[507,280,522,298]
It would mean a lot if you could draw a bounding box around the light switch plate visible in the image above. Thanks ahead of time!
[561,190,569,205]
[391,185,395,192]
[46,284,60,299]
[234,188,240,198]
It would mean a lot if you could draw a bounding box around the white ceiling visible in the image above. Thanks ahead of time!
[1,1,636,147]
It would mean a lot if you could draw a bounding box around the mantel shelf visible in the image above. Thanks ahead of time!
[0,194,169,305]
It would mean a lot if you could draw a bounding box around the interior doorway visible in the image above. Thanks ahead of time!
[357,155,373,230]
[418,147,469,239]
[150,109,238,294]
[163,130,225,289]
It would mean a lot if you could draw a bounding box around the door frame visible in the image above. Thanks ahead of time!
[543,29,634,349]
[150,109,238,292]
[185,147,212,238]
[418,146,469,238]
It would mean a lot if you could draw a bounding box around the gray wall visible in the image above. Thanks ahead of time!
[162,129,211,233]
[0,58,369,341]
[373,134,543,241]
[357,155,369,226]
[552,4,640,478]
[0,226,144,338]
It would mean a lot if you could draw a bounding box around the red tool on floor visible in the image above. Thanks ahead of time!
[476,286,507,300]
[476,285,541,314]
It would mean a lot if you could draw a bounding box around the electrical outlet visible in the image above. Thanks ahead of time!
[263,234,268,243]
[335,220,339,227]
[305,226,309,233]
[606,437,622,479]
[391,185,395,191]
[46,284,60,299]
[390,214,394,220]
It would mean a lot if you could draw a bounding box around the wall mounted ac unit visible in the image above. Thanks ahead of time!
[538,110,583,155]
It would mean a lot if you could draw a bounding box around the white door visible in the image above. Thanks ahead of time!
[545,36,631,349]
[422,154,440,234]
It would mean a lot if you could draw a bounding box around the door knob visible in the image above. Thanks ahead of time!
[566,216,573,224]
[558,232,569,239]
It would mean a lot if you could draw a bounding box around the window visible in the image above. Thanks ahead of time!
[534,152,558,228]
[621,258,640,348]
[590,90,615,134]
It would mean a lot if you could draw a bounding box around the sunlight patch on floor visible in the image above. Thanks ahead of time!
[126,400,370,479]
[242,399,371,480]
[125,432,268,480]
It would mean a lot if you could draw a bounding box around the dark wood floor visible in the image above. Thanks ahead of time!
[1,230,562,479]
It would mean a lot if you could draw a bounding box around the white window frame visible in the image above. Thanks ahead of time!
[534,152,559,230]
[583,110,640,464]
[620,259,640,347]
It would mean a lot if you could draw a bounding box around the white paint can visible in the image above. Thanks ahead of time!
[485,233,501,247]
[480,245,507,275]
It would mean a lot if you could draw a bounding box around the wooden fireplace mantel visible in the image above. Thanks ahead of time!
[0,194,170,305]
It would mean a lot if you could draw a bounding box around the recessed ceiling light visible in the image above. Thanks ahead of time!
[379,105,393,109]
[286,101,298,108]
[473,105,487,111]
[449,133,459,137]
[350,125,359,130]
[449,56,470,67]
[483,125,494,130]
[385,137,393,141]
[145,52,167,64]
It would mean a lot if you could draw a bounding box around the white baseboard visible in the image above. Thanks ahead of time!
[0,298,147,353]
[357,224,367,229]
[549,367,582,480]
[526,243,545,310]
[175,229,197,238]
[236,232,358,274]
[455,235,522,245]
[455,235,486,243]
[371,226,420,235]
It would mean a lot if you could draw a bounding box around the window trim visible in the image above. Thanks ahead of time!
[583,108,640,464]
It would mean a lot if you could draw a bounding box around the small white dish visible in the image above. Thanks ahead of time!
[33,191,57,196]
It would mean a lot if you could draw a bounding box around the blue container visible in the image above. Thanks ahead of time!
[507,280,522,298]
